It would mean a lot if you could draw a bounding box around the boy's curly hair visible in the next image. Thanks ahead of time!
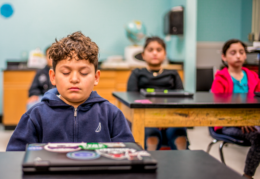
[48,31,99,71]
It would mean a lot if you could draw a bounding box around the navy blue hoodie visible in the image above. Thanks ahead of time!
[6,88,134,151]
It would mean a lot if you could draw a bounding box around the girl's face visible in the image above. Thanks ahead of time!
[222,42,246,69]
[142,41,166,67]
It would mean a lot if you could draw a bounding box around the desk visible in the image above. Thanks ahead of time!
[0,150,243,179]
[113,92,260,148]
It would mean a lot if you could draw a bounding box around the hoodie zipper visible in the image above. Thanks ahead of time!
[74,108,77,117]
[74,108,77,142]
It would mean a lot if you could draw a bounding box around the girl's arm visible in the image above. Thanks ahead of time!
[174,71,184,90]
[254,72,260,92]
[255,81,260,92]
[211,79,225,93]
[127,69,139,91]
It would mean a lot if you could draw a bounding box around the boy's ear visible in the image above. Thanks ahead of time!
[49,69,56,86]
[94,70,100,86]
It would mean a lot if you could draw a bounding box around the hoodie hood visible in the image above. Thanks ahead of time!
[41,88,107,110]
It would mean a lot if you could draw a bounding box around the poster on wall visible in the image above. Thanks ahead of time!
[27,48,46,69]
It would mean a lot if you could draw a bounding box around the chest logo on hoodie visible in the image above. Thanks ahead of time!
[95,122,101,133]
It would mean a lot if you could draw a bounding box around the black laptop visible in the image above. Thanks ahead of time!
[22,142,157,173]
[140,88,194,97]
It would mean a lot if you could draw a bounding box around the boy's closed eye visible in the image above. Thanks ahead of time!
[80,69,89,76]
[80,72,88,76]
[61,70,70,75]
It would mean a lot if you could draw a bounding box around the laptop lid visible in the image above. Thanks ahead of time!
[140,88,194,97]
[22,142,157,173]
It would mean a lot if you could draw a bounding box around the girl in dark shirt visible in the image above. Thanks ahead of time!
[127,37,188,150]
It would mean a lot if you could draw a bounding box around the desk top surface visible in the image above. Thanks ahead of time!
[0,150,243,179]
[112,92,260,108]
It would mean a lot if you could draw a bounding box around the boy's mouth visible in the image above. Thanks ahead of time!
[69,87,80,91]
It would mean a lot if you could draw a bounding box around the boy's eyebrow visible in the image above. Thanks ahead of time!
[59,65,91,70]
[59,65,72,70]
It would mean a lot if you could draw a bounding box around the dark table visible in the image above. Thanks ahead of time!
[113,92,260,148]
[0,150,244,179]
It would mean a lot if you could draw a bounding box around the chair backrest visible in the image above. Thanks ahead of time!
[196,68,214,92]
[208,127,251,146]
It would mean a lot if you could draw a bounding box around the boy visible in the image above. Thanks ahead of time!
[27,46,54,110]
[7,32,134,151]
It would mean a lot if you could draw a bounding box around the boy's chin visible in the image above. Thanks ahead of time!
[65,95,88,103]
[68,97,86,103]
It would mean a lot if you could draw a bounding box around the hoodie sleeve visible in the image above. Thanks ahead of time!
[127,69,139,92]
[251,70,260,92]
[173,70,184,89]
[6,113,39,151]
[111,110,135,142]
[211,78,225,93]
[255,81,260,92]
[29,70,42,97]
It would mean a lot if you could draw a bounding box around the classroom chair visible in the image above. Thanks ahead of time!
[196,67,214,92]
[207,127,251,164]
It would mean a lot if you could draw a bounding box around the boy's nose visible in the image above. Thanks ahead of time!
[70,72,79,83]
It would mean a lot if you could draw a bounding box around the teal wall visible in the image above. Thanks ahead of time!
[1,0,248,114]
[168,0,197,92]
[0,0,170,61]
[241,0,253,41]
[0,0,171,115]
[197,0,252,42]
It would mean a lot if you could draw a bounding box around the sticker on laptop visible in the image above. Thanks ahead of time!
[67,151,100,160]
[95,148,136,160]
[44,143,83,153]
[101,142,126,148]
[27,146,43,151]
[128,151,151,161]
[79,143,108,150]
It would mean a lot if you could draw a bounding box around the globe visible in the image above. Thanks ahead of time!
[125,21,146,45]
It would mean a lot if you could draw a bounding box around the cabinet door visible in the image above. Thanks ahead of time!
[3,71,36,125]
[94,70,131,105]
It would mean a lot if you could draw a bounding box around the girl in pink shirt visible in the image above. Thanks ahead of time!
[211,39,260,179]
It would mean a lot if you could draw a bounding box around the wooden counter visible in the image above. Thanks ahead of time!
[3,70,36,126]
[3,64,183,127]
